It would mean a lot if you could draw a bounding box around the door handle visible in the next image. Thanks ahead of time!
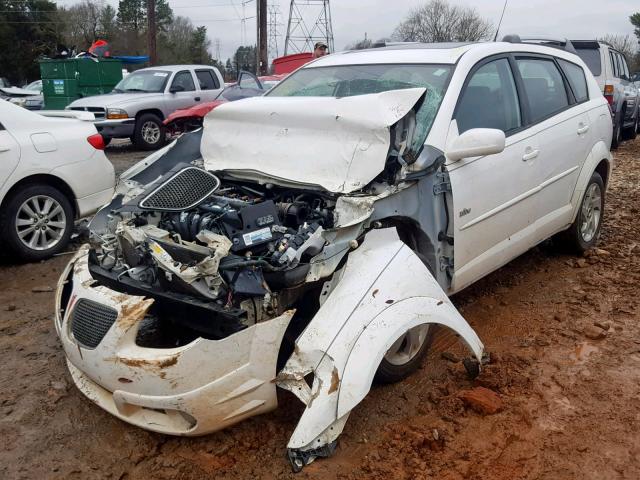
[577,124,590,135]
[522,149,539,161]
[194,97,201,101]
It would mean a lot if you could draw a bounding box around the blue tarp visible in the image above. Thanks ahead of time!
[112,56,150,64]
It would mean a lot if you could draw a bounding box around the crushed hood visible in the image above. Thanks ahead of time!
[200,88,426,193]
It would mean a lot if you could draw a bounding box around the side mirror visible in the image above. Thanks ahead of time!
[170,85,185,93]
[445,128,506,162]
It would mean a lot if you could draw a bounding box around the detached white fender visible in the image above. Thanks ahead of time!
[277,228,484,469]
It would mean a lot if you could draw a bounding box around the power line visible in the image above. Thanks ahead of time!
[284,0,334,55]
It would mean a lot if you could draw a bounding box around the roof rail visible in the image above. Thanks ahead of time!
[501,34,577,54]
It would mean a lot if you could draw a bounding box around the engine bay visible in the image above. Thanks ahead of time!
[88,165,338,340]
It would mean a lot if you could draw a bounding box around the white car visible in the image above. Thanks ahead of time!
[55,40,612,470]
[0,101,115,261]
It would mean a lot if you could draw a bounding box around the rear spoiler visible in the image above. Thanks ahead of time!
[36,110,96,121]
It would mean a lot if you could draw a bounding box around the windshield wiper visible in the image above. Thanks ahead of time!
[124,88,150,93]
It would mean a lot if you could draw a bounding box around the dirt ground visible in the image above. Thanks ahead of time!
[1,138,639,480]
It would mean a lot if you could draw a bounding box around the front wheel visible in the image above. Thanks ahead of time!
[374,324,433,384]
[0,184,74,261]
[133,113,165,150]
[554,172,604,253]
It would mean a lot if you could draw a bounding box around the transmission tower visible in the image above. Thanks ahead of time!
[268,4,283,61]
[284,0,334,55]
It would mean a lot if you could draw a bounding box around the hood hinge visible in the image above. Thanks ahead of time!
[439,255,454,273]
[433,171,451,195]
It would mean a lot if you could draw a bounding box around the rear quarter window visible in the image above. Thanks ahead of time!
[558,59,589,103]
[575,48,602,76]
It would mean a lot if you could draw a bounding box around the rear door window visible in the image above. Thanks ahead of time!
[558,59,589,103]
[455,58,522,134]
[619,53,630,79]
[516,58,569,123]
[196,70,219,90]
[609,51,620,77]
[171,71,196,92]
[574,48,601,76]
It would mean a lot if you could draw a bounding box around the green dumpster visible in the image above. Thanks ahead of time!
[40,58,123,110]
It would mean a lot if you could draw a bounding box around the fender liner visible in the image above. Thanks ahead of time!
[276,228,484,468]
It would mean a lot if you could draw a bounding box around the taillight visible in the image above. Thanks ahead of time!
[603,84,614,106]
[87,133,105,150]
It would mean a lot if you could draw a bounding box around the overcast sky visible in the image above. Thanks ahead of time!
[88,0,639,61]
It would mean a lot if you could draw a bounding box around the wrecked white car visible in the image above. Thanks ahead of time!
[55,41,612,471]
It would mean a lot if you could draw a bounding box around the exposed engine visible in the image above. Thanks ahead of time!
[88,165,336,339]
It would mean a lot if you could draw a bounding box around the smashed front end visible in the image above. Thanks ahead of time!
[56,89,485,469]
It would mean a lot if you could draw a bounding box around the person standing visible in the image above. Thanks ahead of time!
[313,41,329,58]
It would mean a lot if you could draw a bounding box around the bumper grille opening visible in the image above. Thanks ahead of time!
[139,167,221,211]
[70,299,118,349]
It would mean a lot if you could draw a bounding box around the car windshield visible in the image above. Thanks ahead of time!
[113,70,170,93]
[267,63,453,151]
[25,80,41,91]
[575,48,602,76]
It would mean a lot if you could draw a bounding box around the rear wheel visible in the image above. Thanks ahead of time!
[133,113,165,150]
[554,172,604,253]
[611,118,622,149]
[0,184,74,261]
[375,324,433,384]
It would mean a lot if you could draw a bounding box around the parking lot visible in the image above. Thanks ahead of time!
[0,137,638,479]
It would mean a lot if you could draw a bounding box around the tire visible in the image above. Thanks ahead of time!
[622,116,638,140]
[0,184,74,262]
[554,172,604,254]
[133,113,165,150]
[611,118,622,149]
[374,324,433,384]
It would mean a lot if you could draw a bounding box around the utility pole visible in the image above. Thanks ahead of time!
[257,0,268,75]
[146,0,157,65]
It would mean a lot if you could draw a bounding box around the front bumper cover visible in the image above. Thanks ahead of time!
[55,245,293,435]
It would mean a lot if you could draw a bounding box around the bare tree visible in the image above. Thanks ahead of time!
[599,34,639,71]
[63,0,104,48]
[393,0,493,43]
[345,37,373,50]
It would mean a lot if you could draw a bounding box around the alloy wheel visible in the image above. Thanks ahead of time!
[384,325,430,366]
[141,121,161,144]
[580,182,602,243]
[15,195,67,250]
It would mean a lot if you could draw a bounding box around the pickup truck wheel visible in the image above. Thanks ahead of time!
[133,113,165,150]
[0,184,74,261]
[554,172,604,254]
[375,324,433,384]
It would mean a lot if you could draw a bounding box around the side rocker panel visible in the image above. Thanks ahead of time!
[277,228,484,468]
